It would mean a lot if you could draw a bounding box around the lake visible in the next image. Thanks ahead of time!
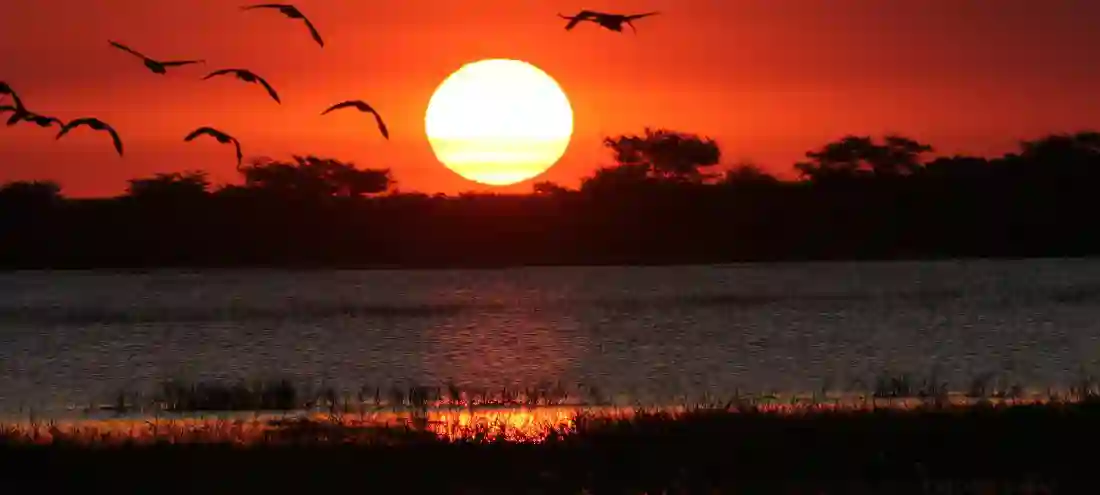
[1,259,1099,415]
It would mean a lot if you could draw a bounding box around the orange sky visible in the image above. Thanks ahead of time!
[2,1,1098,197]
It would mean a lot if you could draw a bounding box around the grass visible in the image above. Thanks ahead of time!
[97,378,580,415]
[87,369,1094,416]
[1,376,1092,494]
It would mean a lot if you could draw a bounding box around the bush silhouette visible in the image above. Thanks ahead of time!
[3,128,1100,268]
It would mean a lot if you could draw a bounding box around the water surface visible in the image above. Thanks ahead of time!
[2,259,1099,414]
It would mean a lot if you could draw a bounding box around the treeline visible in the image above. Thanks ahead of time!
[2,129,1099,268]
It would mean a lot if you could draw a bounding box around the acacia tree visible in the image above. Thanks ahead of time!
[794,134,933,181]
[238,155,393,198]
[602,128,722,183]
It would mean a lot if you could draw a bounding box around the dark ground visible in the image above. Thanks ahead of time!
[1,402,1090,494]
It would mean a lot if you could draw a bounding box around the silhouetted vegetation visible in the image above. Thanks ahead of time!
[4,129,1100,268]
[99,370,1071,416]
[1,398,1088,493]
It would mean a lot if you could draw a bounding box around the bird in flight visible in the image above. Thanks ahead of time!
[4,107,64,129]
[321,100,389,140]
[203,69,281,104]
[184,127,244,169]
[558,11,659,33]
[108,41,204,75]
[241,4,324,47]
[56,118,124,156]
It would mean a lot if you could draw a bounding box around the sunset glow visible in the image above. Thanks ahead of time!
[425,59,573,186]
[2,3,1099,196]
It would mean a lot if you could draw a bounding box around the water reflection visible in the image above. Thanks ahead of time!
[421,290,589,391]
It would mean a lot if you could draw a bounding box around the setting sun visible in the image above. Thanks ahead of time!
[424,59,574,186]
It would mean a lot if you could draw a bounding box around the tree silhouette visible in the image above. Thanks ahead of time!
[126,171,211,202]
[921,155,991,181]
[238,155,393,199]
[1020,131,1100,160]
[0,180,63,210]
[1013,131,1100,180]
[579,163,651,194]
[603,128,721,183]
[532,181,572,196]
[795,134,934,181]
[718,163,779,186]
[4,128,1100,269]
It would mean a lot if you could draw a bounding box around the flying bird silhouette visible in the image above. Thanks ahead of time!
[203,69,281,103]
[558,11,659,33]
[321,100,389,139]
[241,4,324,47]
[56,118,123,156]
[108,41,204,74]
[184,127,243,168]
[4,107,64,128]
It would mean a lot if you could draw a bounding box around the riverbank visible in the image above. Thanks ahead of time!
[1,397,1087,493]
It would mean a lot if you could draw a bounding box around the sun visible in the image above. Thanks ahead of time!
[425,59,574,186]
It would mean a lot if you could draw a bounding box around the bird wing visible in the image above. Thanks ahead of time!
[109,40,148,59]
[161,60,204,67]
[203,68,236,80]
[103,124,124,156]
[184,127,240,166]
[0,84,23,110]
[371,111,389,140]
[231,138,243,168]
[56,118,93,139]
[184,127,221,142]
[8,92,24,111]
[240,4,288,11]
[252,73,281,103]
[0,105,15,114]
[26,112,64,128]
[299,15,325,47]
[559,12,592,30]
[321,100,363,115]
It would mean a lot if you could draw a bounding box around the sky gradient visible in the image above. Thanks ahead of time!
[2,0,1098,197]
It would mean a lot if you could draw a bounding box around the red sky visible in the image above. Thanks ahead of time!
[2,1,1098,197]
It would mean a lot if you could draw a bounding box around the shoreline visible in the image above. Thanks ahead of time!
[0,399,1086,492]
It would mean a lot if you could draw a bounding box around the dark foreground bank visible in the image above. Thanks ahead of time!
[1,401,1089,494]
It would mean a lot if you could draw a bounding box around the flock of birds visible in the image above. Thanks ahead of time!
[0,5,659,170]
